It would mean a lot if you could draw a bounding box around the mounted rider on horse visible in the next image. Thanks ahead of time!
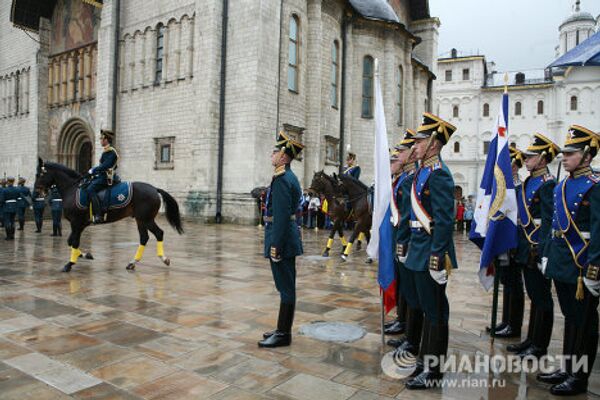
[85,129,119,224]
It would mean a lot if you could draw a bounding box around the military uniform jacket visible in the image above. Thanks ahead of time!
[405,157,458,272]
[546,169,600,284]
[343,165,361,180]
[32,191,46,210]
[515,169,555,264]
[394,169,416,249]
[17,186,31,208]
[49,188,63,211]
[263,165,303,259]
[1,186,20,213]
[91,146,119,185]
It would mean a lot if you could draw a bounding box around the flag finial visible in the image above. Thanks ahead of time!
[503,73,509,93]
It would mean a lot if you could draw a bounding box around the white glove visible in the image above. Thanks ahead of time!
[88,168,94,175]
[584,278,600,297]
[430,269,448,285]
[270,257,282,263]
[538,257,548,275]
[397,256,407,264]
[498,252,509,267]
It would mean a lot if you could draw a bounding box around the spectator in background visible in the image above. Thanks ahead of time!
[456,200,465,232]
[307,195,320,229]
[464,196,474,232]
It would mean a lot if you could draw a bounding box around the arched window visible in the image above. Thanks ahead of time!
[155,24,165,84]
[570,96,578,111]
[331,41,339,107]
[483,103,489,117]
[454,141,460,153]
[397,66,403,124]
[288,15,299,92]
[452,105,459,118]
[537,100,544,115]
[361,56,374,118]
[515,101,522,116]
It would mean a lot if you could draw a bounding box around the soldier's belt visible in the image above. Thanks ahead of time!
[410,220,434,230]
[263,215,295,223]
[51,199,63,202]
[553,229,590,240]
[35,198,45,201]
[5,200,16,203]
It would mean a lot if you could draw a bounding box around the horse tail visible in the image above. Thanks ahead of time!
[157,189,184,234]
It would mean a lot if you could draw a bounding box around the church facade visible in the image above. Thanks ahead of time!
[0,0,439,223]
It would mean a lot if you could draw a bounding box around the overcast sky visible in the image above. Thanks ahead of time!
[430,0,600,71]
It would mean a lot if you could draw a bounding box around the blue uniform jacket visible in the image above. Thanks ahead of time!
[49,188,63,211]
[263,165,303,259]
[405,158,457,272]
[17,185,31,208]
[546,171,600,284]
[343,165,361,180]
[91,146,119,185]
[394,168,416,248]
[2,186,20,213]
[32,191,46,210]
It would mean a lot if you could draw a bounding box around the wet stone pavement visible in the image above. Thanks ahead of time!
[0,217,599,400]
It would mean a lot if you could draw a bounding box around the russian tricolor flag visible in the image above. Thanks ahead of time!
[469,92,518,290]
[366,59,397,313]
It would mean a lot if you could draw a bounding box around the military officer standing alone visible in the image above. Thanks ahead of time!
[404,113,458,390]
[258,132,304,348]
[16,177,31,231]
[32,188,46,233]
[2,177,20,240]
[507,133,558,359]
[538,125,600,395]
[49,185,63,237]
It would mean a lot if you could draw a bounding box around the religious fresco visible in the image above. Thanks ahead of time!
[50,0,100,55]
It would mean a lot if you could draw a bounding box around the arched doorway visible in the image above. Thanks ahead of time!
[58,118,94,174]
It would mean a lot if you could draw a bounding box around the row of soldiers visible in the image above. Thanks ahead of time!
[0,177,63,240]
[385,121,599,395]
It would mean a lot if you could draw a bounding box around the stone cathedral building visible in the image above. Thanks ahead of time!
[1,0,439,223]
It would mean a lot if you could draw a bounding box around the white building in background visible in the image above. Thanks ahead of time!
[436,1,600,197]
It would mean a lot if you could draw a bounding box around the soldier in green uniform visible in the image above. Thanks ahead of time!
[258,132,304,348]
[85,130,119,223]
[388,130,424,359]
[488,145,526,338]
[16,177,32,231]
[404,113,457,390]
[49,185,63,237]
[507,133,558,359]
[538,125,600,395]
[2,177,19,240]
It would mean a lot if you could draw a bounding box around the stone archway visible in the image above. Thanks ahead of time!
[57,118,94,174]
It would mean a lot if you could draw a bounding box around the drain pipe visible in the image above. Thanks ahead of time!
[111,0,120,133]
[216,0,229,224]
[338,13,349,174]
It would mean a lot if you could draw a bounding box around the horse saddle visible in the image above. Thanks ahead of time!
[76,181,133,210]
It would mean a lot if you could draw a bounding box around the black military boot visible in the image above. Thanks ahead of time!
[406,319,429,379]
[385,295,407,335]
[17,220,24,230]
[399,307,424,355]
[258,303,294,348]
[508,303,536,353]
[35,221,42,233]
[406,322,447,390]
[537,321,576,384]
[519,308,552,359]
[90,194,105,224]
[58,226,62,237]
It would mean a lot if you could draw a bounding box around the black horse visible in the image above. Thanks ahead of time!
[34,158,184,272]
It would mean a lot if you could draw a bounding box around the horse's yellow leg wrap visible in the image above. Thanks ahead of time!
[340,236,348,246]
[134,245,145,262]
[326,238,334,249]
[70,247,82,263]
[358,232,365,242]
[157,241,165,257]
[343,242,353,256]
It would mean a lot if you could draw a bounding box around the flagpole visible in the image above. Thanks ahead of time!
[489,74,510,346]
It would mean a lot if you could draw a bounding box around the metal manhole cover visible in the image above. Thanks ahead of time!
[299,321,366,343]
